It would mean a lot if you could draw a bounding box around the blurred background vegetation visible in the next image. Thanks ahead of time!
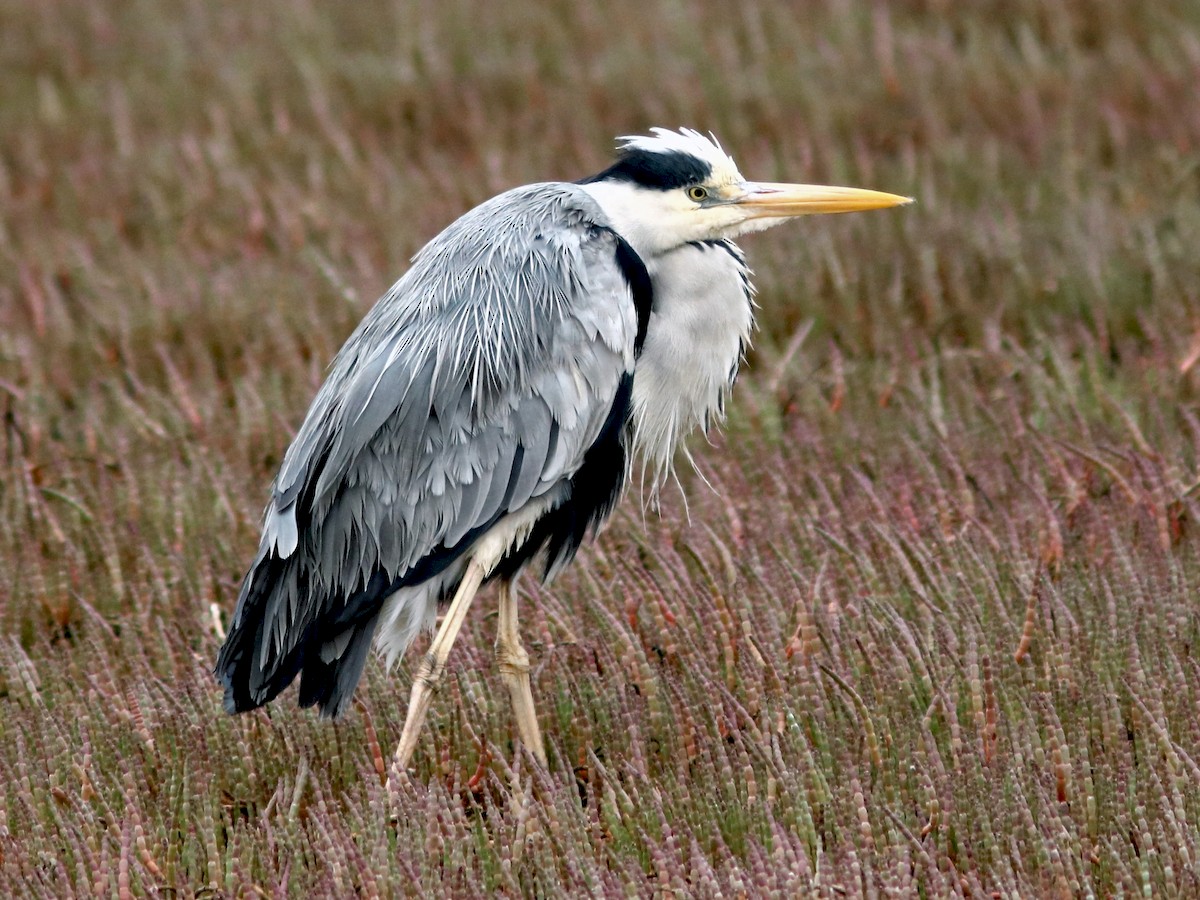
[2,0,1199,894]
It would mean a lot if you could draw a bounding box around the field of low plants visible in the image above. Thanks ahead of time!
[2,0,1199,894]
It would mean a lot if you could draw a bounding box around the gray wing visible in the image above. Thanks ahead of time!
[218,183,637,709]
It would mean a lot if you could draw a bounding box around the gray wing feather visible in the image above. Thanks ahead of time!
[510,397,554,503]
[247,183,637,661]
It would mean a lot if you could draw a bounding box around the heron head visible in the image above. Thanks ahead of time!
[579,127,911,257]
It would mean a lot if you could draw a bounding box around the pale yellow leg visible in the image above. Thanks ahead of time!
[496,582,547,766]
[387,559,486,786]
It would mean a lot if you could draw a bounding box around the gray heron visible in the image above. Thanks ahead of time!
[214,128,909,774]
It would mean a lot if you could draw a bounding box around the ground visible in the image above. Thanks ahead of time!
[2,0,1199,895]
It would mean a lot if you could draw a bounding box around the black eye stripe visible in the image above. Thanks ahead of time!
[579,149,713,191]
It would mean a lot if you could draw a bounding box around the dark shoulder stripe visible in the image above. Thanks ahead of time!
[607,230,653,355]
[493,371,634,582]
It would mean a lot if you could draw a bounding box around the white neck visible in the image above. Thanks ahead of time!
[630,240,754,496]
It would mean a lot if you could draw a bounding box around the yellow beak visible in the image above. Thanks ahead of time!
[732,182,913,218]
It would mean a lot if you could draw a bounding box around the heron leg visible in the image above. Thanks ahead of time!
[388,559,486,781]
[496,581,547,766]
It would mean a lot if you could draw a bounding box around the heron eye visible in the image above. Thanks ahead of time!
[687,186,709,203]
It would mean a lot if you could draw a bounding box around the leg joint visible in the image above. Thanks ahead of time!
[495,640,531,675]
[414,652,445,687]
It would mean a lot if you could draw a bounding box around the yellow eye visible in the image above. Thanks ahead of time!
[687,186,709,203]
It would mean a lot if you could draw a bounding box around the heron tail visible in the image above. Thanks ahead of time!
[215,553,393,718]
[214,552,302,714]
